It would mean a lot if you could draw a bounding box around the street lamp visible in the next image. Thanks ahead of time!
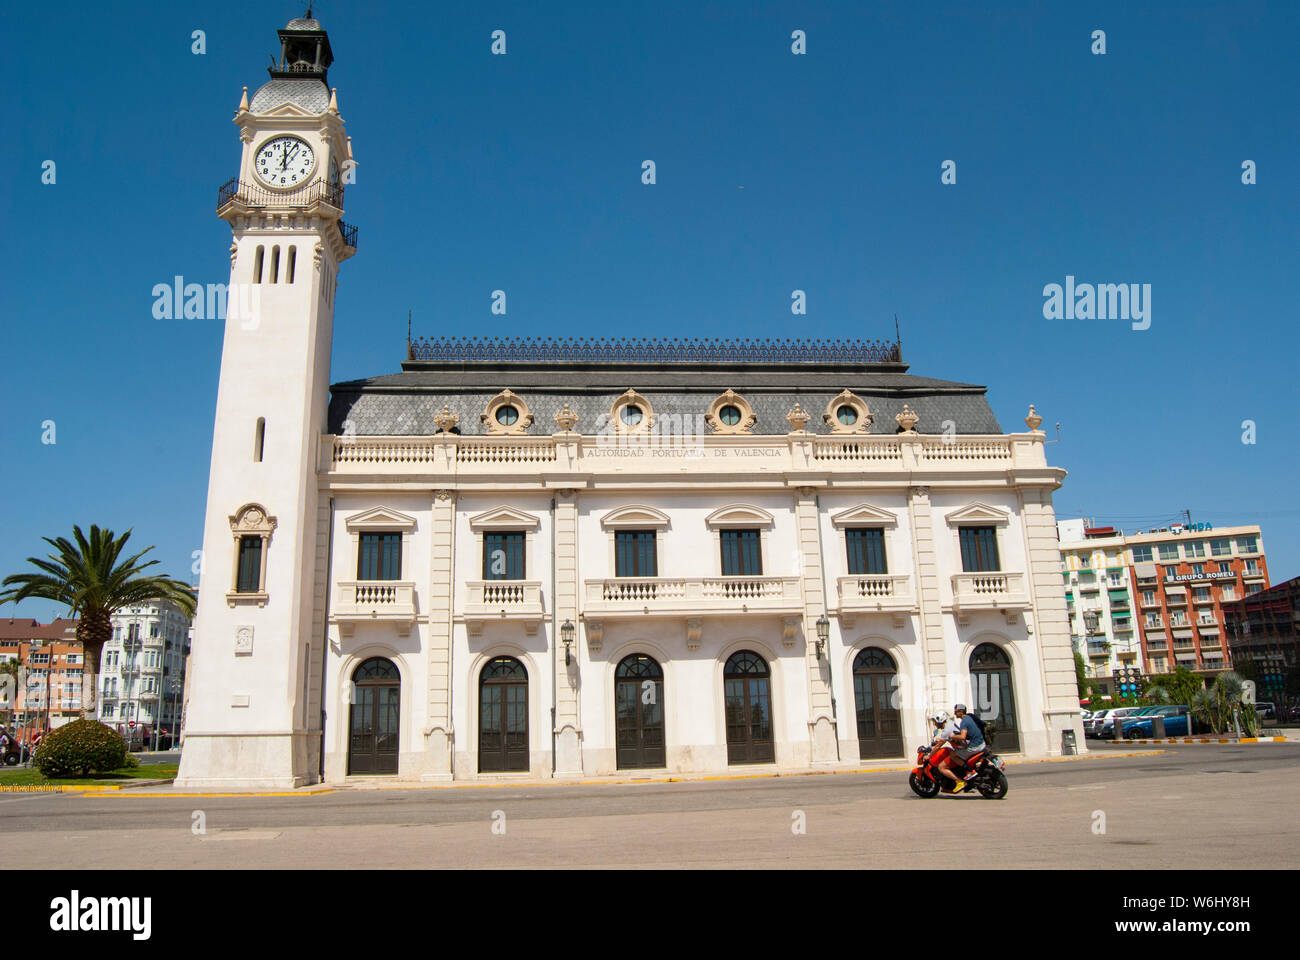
[167,676,183,750]
[561,620,575,667]
[815,614,830,660]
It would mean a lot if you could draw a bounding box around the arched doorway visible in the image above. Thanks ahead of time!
[347,657,400,775]
[852,647,903,759]
[969,643,1020,752]
[479,656,529,772]
[615,654,665,769]
[724,651,774,764]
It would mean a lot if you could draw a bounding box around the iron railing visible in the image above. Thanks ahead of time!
[407,335,903,364]
[216,176,344,211]
[338,219,358,248]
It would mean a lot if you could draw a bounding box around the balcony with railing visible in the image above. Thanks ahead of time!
[582,576,803,619]
[330,581,418,637]
[834,574,918,627]
[946,572,1031,624]
[463,580,546,636]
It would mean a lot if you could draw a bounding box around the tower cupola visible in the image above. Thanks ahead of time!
[267,8,334,87]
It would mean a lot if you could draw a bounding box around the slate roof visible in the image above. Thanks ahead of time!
[328,355,1003,437]
[249,78,329,114]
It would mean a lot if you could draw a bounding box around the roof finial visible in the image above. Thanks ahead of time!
[407,309,412,349]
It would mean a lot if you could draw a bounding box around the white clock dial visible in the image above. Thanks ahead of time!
[254,136,316,187]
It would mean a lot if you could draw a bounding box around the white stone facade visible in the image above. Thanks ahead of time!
[175,15,1084,789]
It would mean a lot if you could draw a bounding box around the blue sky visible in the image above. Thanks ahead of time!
[1,1,1296,621]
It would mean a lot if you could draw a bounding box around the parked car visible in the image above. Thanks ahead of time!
[1253,702,1275,721]
[1090,707,1144,738]
[1123,704,1193,738]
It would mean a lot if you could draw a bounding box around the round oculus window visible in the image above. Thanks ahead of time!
[620,404,643,426]
[719,404,742,426]
[836,405,858,425]
[495,405,519,426]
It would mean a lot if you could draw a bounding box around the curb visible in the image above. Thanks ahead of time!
[82,748,1165,798]
[0,783,124,793]
[1100,736,1290,745]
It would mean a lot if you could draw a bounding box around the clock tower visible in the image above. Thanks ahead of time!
[176,12,356,788]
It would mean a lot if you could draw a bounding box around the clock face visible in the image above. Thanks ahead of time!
[253,136,316,188]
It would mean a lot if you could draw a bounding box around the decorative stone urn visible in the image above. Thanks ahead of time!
[554,403,579,433]
[1025,405,1043,431]
[895,404,919,433]
[786,403,811,433]
[434,405,459,433]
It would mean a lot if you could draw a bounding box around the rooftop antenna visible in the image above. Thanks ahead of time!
[894,314,902,361]
[1045,421,1062,444]
[406,309,412,353]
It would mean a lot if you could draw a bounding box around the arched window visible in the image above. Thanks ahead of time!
[270,245,280,283]
[479,657,528,772]
[969,643,1019,752]
[347,657,400,775]
[286,246,296,284]
[252,246,264,284]
[852,647,903,759]
[253,417,265,462]
[723,651,773,764]
[615,655,664,769]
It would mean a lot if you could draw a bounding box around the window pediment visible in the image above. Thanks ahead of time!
[229,503,276,535]
[830,503,899,528]
[469,505,541,531]
[945,502,1011,526]
[344,506,417,532]
[705,503,775,529]
[600,505,671,530]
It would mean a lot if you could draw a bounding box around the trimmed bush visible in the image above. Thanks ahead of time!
[32,719,128,778]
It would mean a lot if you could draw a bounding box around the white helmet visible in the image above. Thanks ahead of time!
[931,710,951,726]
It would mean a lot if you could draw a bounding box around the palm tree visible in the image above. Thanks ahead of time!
[0,525,196,721]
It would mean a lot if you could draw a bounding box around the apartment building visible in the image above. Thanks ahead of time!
[0,618,83,732]
[1223,576,1299,706]
[98,600,193,740]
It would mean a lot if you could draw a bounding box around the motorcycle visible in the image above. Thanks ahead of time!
[908,739,1008,799]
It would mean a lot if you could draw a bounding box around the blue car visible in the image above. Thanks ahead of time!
[1123,705,1193,738]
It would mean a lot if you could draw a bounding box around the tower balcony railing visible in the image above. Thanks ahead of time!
[216,176,345,212]
[338,220,358,249]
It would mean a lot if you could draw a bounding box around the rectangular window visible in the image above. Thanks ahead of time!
[959,526,1000,572]
[358,532,402,581]
[845,528,888,575]
[615,531,658,577]
[1191,563,1205,577]
[1244,559,1259,574]
[483,532,525,580]
[1211,538,1232,557]
[1142,590,1156,604]
[1184,541,1205,558]
[236,536,263,593]
[1132,546,1154,563]
[1158,544,1179,561]
[1221,584,1236,600]
[1236,536,1258,554]
[720,529,762,576]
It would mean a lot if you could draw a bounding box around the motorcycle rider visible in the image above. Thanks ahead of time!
[937,703,985,793]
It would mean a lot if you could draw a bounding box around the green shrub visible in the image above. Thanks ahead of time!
[32,719,128,778]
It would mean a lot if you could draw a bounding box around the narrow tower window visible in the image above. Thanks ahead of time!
[270,245,280,283]
[286,246,296,284]
[253,246,264,284]
[254,417,265,462]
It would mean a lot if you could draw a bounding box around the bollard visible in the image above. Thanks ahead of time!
[1112,715,1125,742]
[1151,715,1166,739]
[1062,729,1077,756]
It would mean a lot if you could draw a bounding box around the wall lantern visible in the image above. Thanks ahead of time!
[561,619,575,666]
[815,614,830,659]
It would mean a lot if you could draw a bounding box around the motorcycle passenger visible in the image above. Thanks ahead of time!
[938,703,985,793]
[929,711,959,745]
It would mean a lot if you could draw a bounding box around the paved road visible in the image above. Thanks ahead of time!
[1,745,1295,868]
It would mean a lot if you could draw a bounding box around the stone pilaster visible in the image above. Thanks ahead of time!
[793,489,838,762]
[1020,486,1085,754]
[907,486,950,706]
[422,488,456,780]
[553,489,583,775]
